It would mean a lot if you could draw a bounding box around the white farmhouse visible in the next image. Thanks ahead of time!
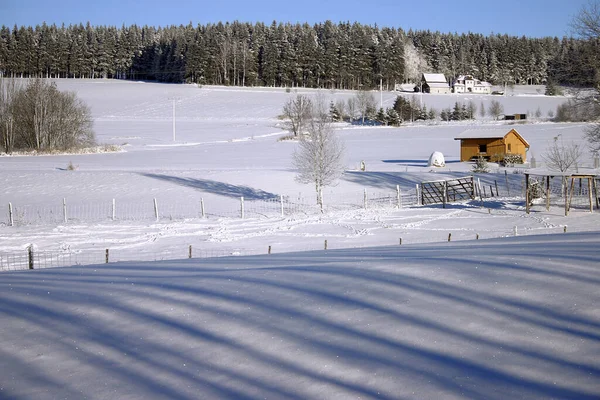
[452,75,492,94]
[421,73,451,94]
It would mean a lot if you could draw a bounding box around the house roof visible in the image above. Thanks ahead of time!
[454,128,530,147]
[426,82,451,89]
[453,75,492,87]
[453,82,492,88]
[397,83,416,92]
[423,73,447,83]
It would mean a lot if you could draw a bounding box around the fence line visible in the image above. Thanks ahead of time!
[0,247,255,272]
[4,187,423,226]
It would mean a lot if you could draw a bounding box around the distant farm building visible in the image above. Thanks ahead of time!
[503,113,527,121]
[394,83,417,92]
[454,128,530,162]
[421,73,451,94]
[452,75,492,94]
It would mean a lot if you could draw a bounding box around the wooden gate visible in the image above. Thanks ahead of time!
[420,176,475,206]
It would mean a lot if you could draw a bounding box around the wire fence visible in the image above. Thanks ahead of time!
[0,247,257,272]
[3,186,421,227]
[528,176,600,210]
[3,177,599,273]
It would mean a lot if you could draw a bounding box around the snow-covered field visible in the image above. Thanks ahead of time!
[0,80,596,264]
[1,80,599,399]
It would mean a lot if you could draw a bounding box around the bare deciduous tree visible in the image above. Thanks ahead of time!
[571,1,600,151]
[0,78,21,154]
[3,78,95,152]
[488,100,504,120]
[292,108,345,210]
[571,0,600,40]
[542,139,583,173]
[346,97,358,121]
[282,94,313,136]
[403,41,428,84]
[355,90,377,124]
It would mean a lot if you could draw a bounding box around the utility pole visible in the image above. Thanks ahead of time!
[172,99,176,142]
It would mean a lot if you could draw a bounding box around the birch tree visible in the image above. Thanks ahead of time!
[0,78,20,153]
[292,105,345,210]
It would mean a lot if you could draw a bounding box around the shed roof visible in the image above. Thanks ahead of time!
[454,128,530,147]
[426,82,451,89]
[423,73,447,83]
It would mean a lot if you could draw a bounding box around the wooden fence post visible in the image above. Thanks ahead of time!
[28,245,34,270]
[477,178,484,207]
[240,196,245,219]
[189,245,192,259]
[505,170,510,195]
[8,202,13,227]
[514,226,518,236]
[399,238,402,245]
[416,184,420,205]
[63,198,67,223]
[363,189,368,209]
[201,198,205,218]
[588,178,594,213]
[546,176,551,211]
[324,240,328,250]
[396,185,402,208]
[105,249,109,263]
[476,233,479,240]
[153,198,159,221]
[268,245,272,254]
[442,181,447,209]
[495,180,499,196]
[448,233,452,242]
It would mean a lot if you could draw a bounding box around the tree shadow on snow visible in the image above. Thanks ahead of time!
[343,170,469,190]
[2,234,600,399]
[140,173,278,200]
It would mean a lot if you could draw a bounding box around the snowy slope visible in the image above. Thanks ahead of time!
[1,80,595,266]
[1,232,599,399]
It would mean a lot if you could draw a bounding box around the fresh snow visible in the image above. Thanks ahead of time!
[1,233,599,399]
[0,79,599,399]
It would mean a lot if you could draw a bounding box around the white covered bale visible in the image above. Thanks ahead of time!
[427,151,446,167]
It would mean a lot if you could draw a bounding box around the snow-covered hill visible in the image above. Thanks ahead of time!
[1,231,599,399]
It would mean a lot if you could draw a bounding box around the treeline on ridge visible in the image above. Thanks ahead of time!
[0,21,598,89]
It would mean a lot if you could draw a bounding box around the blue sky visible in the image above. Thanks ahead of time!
[0,0,589,37]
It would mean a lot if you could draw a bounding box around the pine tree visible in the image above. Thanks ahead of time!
[375,107,387,125]
[386,108,400,126]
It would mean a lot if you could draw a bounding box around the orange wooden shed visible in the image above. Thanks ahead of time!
[454,128,530,162]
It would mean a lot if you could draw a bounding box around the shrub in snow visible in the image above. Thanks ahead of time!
[472,155,489,173]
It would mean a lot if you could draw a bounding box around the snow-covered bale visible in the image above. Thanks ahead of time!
[427,151,446,167]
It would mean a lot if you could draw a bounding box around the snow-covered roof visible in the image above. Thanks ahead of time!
[397,83,416,92]
[454,128,530,147]
[426,82,450,89]
[453,75,492,87]
[455,129,507,139]
[422,73,447,83]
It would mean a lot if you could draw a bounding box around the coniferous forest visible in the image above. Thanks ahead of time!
[0,21,598,89]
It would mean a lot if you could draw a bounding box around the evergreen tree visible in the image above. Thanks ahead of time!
[375,107,387,125]
[386,108,400,126]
